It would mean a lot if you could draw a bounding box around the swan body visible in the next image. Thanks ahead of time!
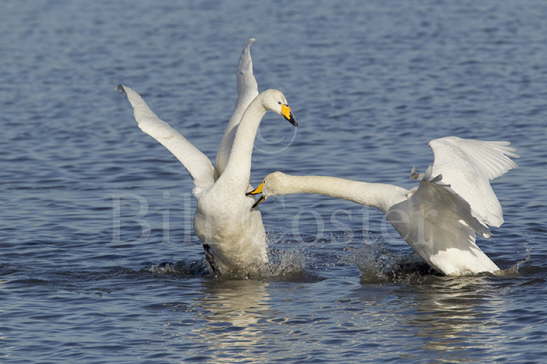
[119,39,297,276]
[195,89,296,275]
[249,137,518,276]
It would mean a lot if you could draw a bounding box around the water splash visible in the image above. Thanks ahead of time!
[343,241,438,283]
[141,247,319,282]
[495,232,533,276]
[263,247,321,281]
[143,259,210,277]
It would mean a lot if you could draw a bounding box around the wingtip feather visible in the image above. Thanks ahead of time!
[238,38,256,75]
[117,84,127,95]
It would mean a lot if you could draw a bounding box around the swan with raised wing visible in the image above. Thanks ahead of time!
[118,39,297,276]
[248,137,517,276]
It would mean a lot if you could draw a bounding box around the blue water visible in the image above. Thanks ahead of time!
[2,0,547,362]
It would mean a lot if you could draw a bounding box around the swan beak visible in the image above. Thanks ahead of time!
[246,182,264,196]
[281,104,298,127]
[251,195,266,209]
[246,182,266,209]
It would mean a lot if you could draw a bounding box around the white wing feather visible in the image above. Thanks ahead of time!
[429,136,518,227]
[118,85,215,196]
[215,38,259,177]
[387,178,499,275]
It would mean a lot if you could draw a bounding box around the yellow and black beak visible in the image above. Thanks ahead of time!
[246,182,267,209]
[247,182,264,196]
[280,104,298,127]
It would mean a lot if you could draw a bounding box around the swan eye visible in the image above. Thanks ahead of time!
[277,101,282,105]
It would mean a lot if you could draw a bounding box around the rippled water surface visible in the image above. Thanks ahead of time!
[2,1,547,363]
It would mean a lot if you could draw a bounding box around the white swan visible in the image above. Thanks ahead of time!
[118,39,297,276]
[248,137,518,276]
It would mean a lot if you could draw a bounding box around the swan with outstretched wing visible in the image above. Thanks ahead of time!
[248,137,517,276]
[119,39,298,276]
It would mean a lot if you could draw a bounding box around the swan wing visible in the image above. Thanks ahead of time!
[215,38,259,177]
[428,136,518,227]
[118,85,215,195]
[387,178,499,275]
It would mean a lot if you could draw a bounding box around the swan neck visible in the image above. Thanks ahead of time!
[215,90,258,177]
[221,95,266,188]
[277,175,406,213]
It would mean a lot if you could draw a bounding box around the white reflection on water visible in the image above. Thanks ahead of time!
[403,275,507,361]
[193,279,271,363]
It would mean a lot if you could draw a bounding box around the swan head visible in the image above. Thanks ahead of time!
[261,89,297,126]
[247,171,288,208]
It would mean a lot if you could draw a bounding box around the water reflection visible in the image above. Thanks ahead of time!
[405,275,505,361]
[193,279,271,363]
